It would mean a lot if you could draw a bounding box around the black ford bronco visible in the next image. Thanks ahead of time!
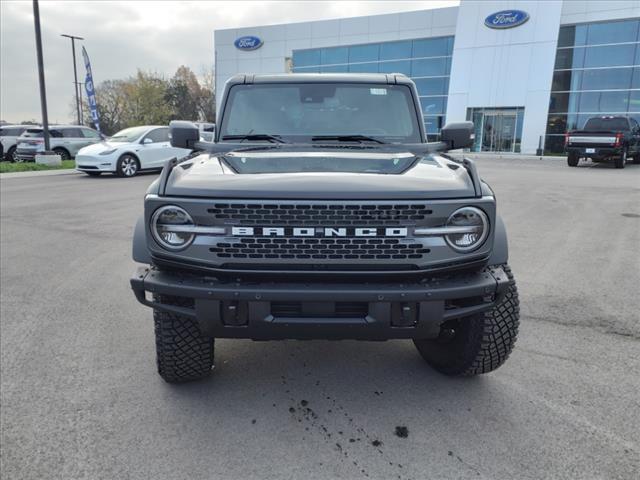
[130,73,519,383]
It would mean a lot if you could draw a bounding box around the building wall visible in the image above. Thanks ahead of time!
[214,8,458,113]
[214,1,640,154]
[447,0,563,154]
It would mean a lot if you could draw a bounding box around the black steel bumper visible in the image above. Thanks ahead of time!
[130,265,510,340]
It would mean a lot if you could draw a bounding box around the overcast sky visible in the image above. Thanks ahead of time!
[0,0,458,124]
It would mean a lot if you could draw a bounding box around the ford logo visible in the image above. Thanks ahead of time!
[484,10,529,29]
[234,36,263,51]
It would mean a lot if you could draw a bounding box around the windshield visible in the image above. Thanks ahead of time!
[219,83,422,143]
[583,117,629,131]
[109,126,149,142]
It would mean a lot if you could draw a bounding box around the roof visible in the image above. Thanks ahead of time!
[226,72,415,86]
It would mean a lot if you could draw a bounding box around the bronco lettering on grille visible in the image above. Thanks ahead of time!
[231,227,408,237]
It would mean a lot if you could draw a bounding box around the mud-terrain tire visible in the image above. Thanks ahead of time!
[153,294,214,383]
[414,265,519,376]
[567,153,579,167]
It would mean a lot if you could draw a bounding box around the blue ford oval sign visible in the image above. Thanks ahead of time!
[234,36,263,51]
[485,10,529,29]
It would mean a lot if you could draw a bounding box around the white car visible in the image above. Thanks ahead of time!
[75,125,191,177]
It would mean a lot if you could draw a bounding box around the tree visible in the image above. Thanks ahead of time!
[81,79,128,134]
[77,66,215,135]
[166,65,201,121]
[198,66,216,123]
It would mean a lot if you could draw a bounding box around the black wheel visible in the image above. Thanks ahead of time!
[116,154,140,177]
[414,265,520,376]
[52,147,71,160]
[6,146,17,163]
[567,153,579,167]
[153,295,214,383]
[85,171,101,177]
[614,148,627,169]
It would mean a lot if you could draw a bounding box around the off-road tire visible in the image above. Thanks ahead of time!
[567,153,579,167]
[153,294,214,383]
[414,264,519,376]
[614,148,627,169]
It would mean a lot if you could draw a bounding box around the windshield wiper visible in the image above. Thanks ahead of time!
[222,134,286,143]
[311,135,387,144]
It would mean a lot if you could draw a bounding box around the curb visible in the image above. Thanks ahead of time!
[0,169,80,179]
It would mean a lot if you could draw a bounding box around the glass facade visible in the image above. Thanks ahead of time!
[292,36,454,138]
[546,18,640,153]
[467,107,525,153]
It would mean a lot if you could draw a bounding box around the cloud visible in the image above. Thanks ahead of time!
[0,0,456,123]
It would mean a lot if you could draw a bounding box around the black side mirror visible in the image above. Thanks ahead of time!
[169,121,199,149]
[441,122,475,150]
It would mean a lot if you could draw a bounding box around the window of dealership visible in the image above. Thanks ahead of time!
[545,18,640,153]
[291,37,454,138]
[214,1,640,155]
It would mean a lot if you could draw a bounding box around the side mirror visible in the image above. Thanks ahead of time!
[441,122,475,150]
[142,137,153,144]
[169,121,199,149]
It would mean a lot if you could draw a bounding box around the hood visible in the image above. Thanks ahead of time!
[78,141,128,155]
[163,148,476,200]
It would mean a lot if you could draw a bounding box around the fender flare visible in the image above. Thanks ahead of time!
[488,215,509,265]
[132,216,152,264]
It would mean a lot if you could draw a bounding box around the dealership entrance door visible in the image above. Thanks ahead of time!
[467,107,524,153]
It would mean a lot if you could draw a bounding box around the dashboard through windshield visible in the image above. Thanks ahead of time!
[219,83,422,143]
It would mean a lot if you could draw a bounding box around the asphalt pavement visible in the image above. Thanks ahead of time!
[1,158,639,480]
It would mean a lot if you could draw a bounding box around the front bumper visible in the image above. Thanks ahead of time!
[130,265,510,340]
[75,155,115,172]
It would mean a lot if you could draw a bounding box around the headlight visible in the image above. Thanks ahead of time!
[99,149,117,155]
[444,207,489,252]
[151,205,195,250]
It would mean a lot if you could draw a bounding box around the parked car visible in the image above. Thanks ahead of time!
[565,116,640,168]
[75,125,192,177]
[14,125,102,162]
[0,124,33,162]
[195,122,215,142]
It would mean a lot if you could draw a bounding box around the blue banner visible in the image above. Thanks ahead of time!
[81,46,101,133]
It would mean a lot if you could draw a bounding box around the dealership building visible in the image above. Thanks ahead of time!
[214,0,640,154]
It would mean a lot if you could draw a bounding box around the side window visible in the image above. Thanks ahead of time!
[1,128,25,136]
[144,128,169,143]
[62,128,83,138]
[49,129,64,138]
[81,128,101,139]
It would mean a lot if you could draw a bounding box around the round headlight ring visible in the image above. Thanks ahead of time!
[151,205,195,251]
[444,206,489,253]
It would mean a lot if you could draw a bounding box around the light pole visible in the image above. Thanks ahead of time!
[61,33,84,125]
[33,0,50,151]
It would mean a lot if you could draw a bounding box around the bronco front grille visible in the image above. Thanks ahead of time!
[207,203,433,226]
[209,237,430,260]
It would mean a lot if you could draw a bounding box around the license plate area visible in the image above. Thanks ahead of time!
[585,148,595,153]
